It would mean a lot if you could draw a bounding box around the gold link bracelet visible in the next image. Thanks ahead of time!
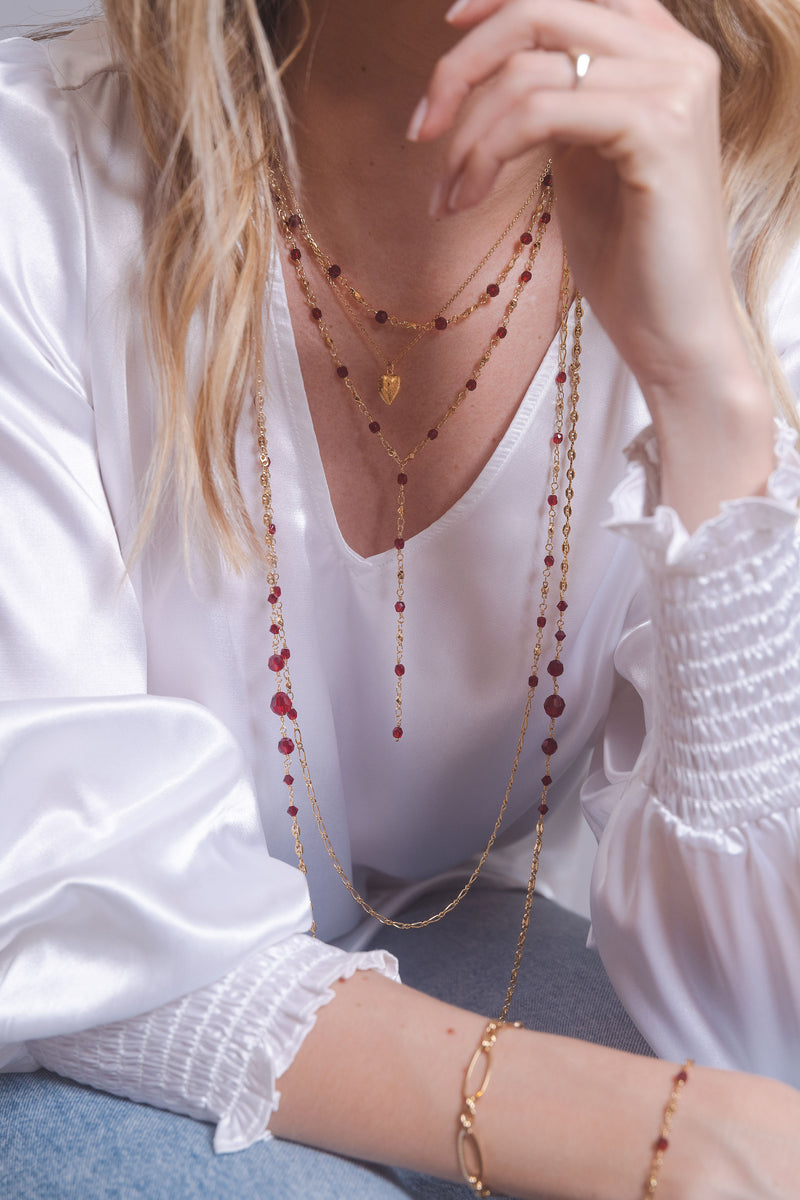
[457,1020,523,1197]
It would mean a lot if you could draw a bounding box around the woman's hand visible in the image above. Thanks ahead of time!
[409,0,776,528]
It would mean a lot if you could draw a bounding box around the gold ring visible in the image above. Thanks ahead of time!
[568,50,592,87]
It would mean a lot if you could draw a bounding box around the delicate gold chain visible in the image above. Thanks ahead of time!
[642,1062,694,1198]
[254,256,582,1019]
[457,1020,524,1197]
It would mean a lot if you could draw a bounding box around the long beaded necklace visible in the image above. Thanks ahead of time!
[274,181,554,740]
[254,256,583,1018]
[271,160,552,406]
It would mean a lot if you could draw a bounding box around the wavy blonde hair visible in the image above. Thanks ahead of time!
[104,0,800,565]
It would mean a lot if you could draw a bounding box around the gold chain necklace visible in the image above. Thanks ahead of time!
[255,258,583,1018]
[276,185,554,739]
[271,161,552,406]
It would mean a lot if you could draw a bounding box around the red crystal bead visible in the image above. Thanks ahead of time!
[540,212,552,224]
[541,774,552,786]
[543,173,553,187]
[288,707,297,720]
[289,248,302,261]
[395,664,405,677]
[397,472,408,485]
[270,623,280,635]
[557,600,568,612]
[375,310,389,324]
[268,592,279,605]
[271,692,293,716]
[537,616,547,628]
[547,494,558,506]
[328,264,342,278]
[539,803,549,815]
[675,1070,689,1083]
[466,379,477,391]
[337,365,349,379]
[434,317,448,331]
[520,270,532,284]
[552,433,563,445]
[555,630,566,642]
[542,737,558,756]
[394,537,405,550]
[268,654,284,673]
[520,231,533,245]
[272,586,282,598]
[528,674,539,688]
[392,726,403,740]
[278,736,295,755]
[287,804,298,817]
[427,428,439,440]
[281,647,291,659]
[269,523,276,535]
[287,214,301,229]
[311,307,322,321]
[395,601,406,613]
[496,327,508,339]
[486,283,500,298]
[544,555,555,568]
[656,1137,669,1154]
[284,774,294,786]
[556,370,567,385]
[369,421,381,433]
[544,694,566,718]
[547,660,564,677]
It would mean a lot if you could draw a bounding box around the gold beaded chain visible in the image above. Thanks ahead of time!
[255,258,582,1020]
[276,183,554,740]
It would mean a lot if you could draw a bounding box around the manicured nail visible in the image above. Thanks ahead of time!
[446,175,465,212]
[406,96,428,142]
[429,179,447,218]
[445,0,472,20]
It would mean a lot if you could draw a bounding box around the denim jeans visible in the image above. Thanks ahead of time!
[0,890,653,1199]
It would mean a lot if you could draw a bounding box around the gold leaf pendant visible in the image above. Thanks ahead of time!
[379,373,402,406]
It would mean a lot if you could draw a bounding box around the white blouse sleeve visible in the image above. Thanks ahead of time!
[0,35,399,1145]
[583,249,800,1083]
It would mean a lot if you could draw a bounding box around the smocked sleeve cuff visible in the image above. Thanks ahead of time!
[28,934,399,1155]
[605,419,800,829]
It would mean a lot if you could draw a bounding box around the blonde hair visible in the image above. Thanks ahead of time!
[104,0,800,564]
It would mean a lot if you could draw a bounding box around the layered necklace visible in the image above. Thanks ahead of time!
[254,172,583,1016]
[271,167,554,740]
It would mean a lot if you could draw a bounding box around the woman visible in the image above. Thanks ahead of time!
[2,0,800,1196]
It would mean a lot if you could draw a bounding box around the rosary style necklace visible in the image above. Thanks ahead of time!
[273,177,554,740]
[255,239,583,1017]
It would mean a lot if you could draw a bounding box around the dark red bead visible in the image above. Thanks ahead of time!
[397,472,408,485]
[284,774,294,786]
[486,283,500,298]
[269,523,276,535]
[544,694,566,718]
[288,707,297,720]
[427,428,439,440]
[544,555,555,568]
[287,804,298,817]
[268,654,284,673]
[394,537,405,550]
[542,173,553,187]
[272,586,281,598]
[557,600,568,612]
[375,310,389,324]
[547,659,564,677]
[537,616,547,628]
[289,248,302,261]
[435,317,448,331]
[281,647,291,659]
[520,270,532,284]
[556,370,568,385]
[395,601,406,613]
[369,421,381,433]
[395,664,405,677]
[278,736,295,755]
[311,307,322,321]
[555,630,566,642]
[287,214,302,229]
[520,231,533,245]
[539,803,549,815]
[528,674,539,688]
[271,692,293,716]
[336,365,349,379]
[270,623,280,635]
[675,1070,689,1083]
[547,494,558,506]
[496,327,508,339]
[268,592,279,605]
[542,737,558,756]
[466,379,477,392]
[552,433,563,445]
[392,726,403,740]
[656,1137,669,1153]
[541,774,552,786]
[328,264,342,278]
[540,212,552,225]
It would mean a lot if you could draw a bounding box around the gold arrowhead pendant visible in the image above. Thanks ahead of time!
[379,373,402,406]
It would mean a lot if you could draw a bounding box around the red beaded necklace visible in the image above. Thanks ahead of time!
[254,252,583,1018]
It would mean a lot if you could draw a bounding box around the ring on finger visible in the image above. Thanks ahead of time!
[567,49,592,87]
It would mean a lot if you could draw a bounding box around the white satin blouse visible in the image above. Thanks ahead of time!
[2,20,800,1143]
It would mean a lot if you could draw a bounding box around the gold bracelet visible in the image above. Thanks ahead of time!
[457,1019,523,1198]
[642,1060,694,1199]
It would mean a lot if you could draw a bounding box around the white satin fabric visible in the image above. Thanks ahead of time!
[2,21,800,1086]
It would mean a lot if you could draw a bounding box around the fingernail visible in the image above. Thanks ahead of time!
[406,96,428,142]
[447,176,465,212]
[445,0,472,20]
[429,180,446,218]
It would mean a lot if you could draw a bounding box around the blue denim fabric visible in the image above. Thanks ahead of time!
[0,892,652,1199]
